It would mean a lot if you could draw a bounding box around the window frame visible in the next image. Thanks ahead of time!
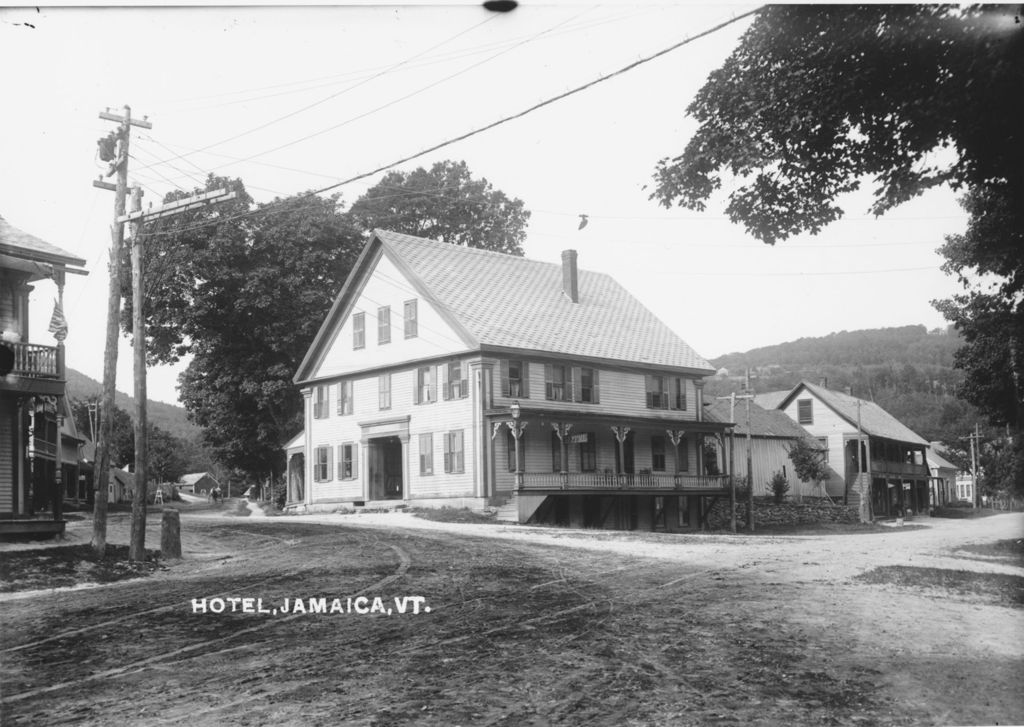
[338,442,357,481]
[419,433,433,476]
[313,385,329,419]
[337,380,353,416]
[404,299,418,338]
[353,312,365,350]
[377,305,391,345]
[798,399,813,424]
[651,435,666,472]
[444,429,465,474]
[378,373,391,411]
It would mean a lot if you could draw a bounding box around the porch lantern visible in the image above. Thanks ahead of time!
[510,400,521,420]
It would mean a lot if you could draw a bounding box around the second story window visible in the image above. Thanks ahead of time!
[338,380,353,415]
[415,366,436,404]
[377,306,391,345]
[671,377,687,410]
[545,363,568,401]
[798,399,813,424]
[313,385,329,419]
[353,312,365,350]
[575,367,599,403]
[404,299,418,338]
[645,375,668,409]
[501,359,529,398]
[378,373,391,410]
[443,360,468,400]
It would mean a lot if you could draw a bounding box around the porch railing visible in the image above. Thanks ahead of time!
[519,472,731,491]
[5,341,60,378]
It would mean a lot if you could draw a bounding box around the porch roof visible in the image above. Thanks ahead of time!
[484,406,731,431]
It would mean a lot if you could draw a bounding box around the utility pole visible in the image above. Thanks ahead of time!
[856,399,870,523]
[91,105,151,558]
[118,187,236,562]
[129,185,147,562]
[970,422,980,508]
[717,374,755,533]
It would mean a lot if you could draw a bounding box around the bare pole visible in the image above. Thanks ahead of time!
[745,369,754,532]
[129,184,148,562]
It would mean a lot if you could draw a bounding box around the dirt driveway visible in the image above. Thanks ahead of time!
[1,509,1021,726]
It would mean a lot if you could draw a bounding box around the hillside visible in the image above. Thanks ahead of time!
[64,368,200,441]
[706,325,980,445]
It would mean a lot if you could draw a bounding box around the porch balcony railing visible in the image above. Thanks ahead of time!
[519,471,731,491]
[5,341,60,378]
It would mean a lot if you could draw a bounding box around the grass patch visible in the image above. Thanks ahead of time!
[739,521,926,536]
[410,506,500,525]
[955,539,1024,565]
[0,544,163,593]
[855,565,1024,607]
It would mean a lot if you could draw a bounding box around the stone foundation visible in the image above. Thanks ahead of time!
[706,496,860,530]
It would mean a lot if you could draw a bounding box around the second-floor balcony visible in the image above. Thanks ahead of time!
[3,341,61,378]
[520,471,731,493]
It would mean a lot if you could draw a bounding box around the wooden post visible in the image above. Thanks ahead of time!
[92,106,132,558]
[129,184,149,562]
[161,508,182,560]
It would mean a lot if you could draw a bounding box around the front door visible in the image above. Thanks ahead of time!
[369,436,404,500]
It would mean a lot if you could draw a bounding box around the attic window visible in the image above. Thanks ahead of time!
[797,399,813,424]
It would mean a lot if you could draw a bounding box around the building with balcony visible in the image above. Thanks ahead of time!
[757,381,932,517]
[1,215,87,536]
[291,230,735,531]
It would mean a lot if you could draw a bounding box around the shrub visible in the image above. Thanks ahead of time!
[768,471,790,504]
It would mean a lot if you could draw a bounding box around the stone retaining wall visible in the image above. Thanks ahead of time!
[706,496,860,530]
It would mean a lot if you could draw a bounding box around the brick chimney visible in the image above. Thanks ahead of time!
[561,249,579,303]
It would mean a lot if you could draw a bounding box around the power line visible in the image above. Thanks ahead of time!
[127,8,764,240]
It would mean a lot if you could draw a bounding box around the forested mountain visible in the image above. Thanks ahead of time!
[706,325,982,446]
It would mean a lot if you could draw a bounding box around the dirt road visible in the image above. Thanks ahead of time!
[1,510,1021,726]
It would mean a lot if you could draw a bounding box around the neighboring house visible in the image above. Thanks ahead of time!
[756,381,931,517]
[177,471,219,495]
[1,216,87,536]
[283,430,304,505]
[926,445,959,508]
[705,400,825,499]
[292,230,734,531]
[110,467,134,505]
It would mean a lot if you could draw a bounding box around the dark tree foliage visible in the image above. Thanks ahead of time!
[124,176,365,479]
[147,424,188,484]
[651,5,1022,245]
[658,6,1023,471]
[71,398,134,468]
[347,160,530,255]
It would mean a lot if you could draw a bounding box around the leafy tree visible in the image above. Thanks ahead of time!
[123,176,365,479]
[347,160,530,255]
[650,5,1021,245]
[786,438,829,493]
[70,398,134,469]
[148,425,188,484]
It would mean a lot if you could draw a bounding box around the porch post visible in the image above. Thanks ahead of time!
[612,426,630,483]
[552,423,572,485]
[667,429,684,488]
[399,434,410,502]
[301,388,313,507]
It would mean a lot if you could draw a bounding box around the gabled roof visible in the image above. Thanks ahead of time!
[0,215,87,278]
[180,472,218,485]
[296,230,714,382]
[706,400,822,446]
[778,381,929,446]
[926,448,957,471]
[753,390,789,410]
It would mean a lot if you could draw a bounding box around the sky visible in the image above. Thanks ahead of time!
[0,2,968,406]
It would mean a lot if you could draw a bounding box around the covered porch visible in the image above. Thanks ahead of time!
[485,403,735,530]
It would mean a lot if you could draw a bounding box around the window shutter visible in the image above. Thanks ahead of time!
[443,433,451,472]
[327,446,334,481]
[500,360,510,397]
[592,370,600,404]
[432,366,439,403]
[544,364,553,399]
[521,362,530,399]
[572,367,582,402]
[645,375,653,408]
[441,362,450,400]
[352,445,358,478]
[414,370,422,405]
[337,447,344,479]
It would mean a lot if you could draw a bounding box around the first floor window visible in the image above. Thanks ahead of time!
[419,433,433,475]
[338,443,357,480]
[415,366,436,404]
[578,432,596,472]
[338,380,353,415]
[314,445,332,481]
[379,373,391,410]
[313,385,329,419]
[444,430,465,474]
[506,428,520,473]
[651,435,666,472]
[551,430,562,472]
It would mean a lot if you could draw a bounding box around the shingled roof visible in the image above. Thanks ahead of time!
[706,400,822,446]
[0,215,87,270]
[780,381,929,446]
[296,230,713,381]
